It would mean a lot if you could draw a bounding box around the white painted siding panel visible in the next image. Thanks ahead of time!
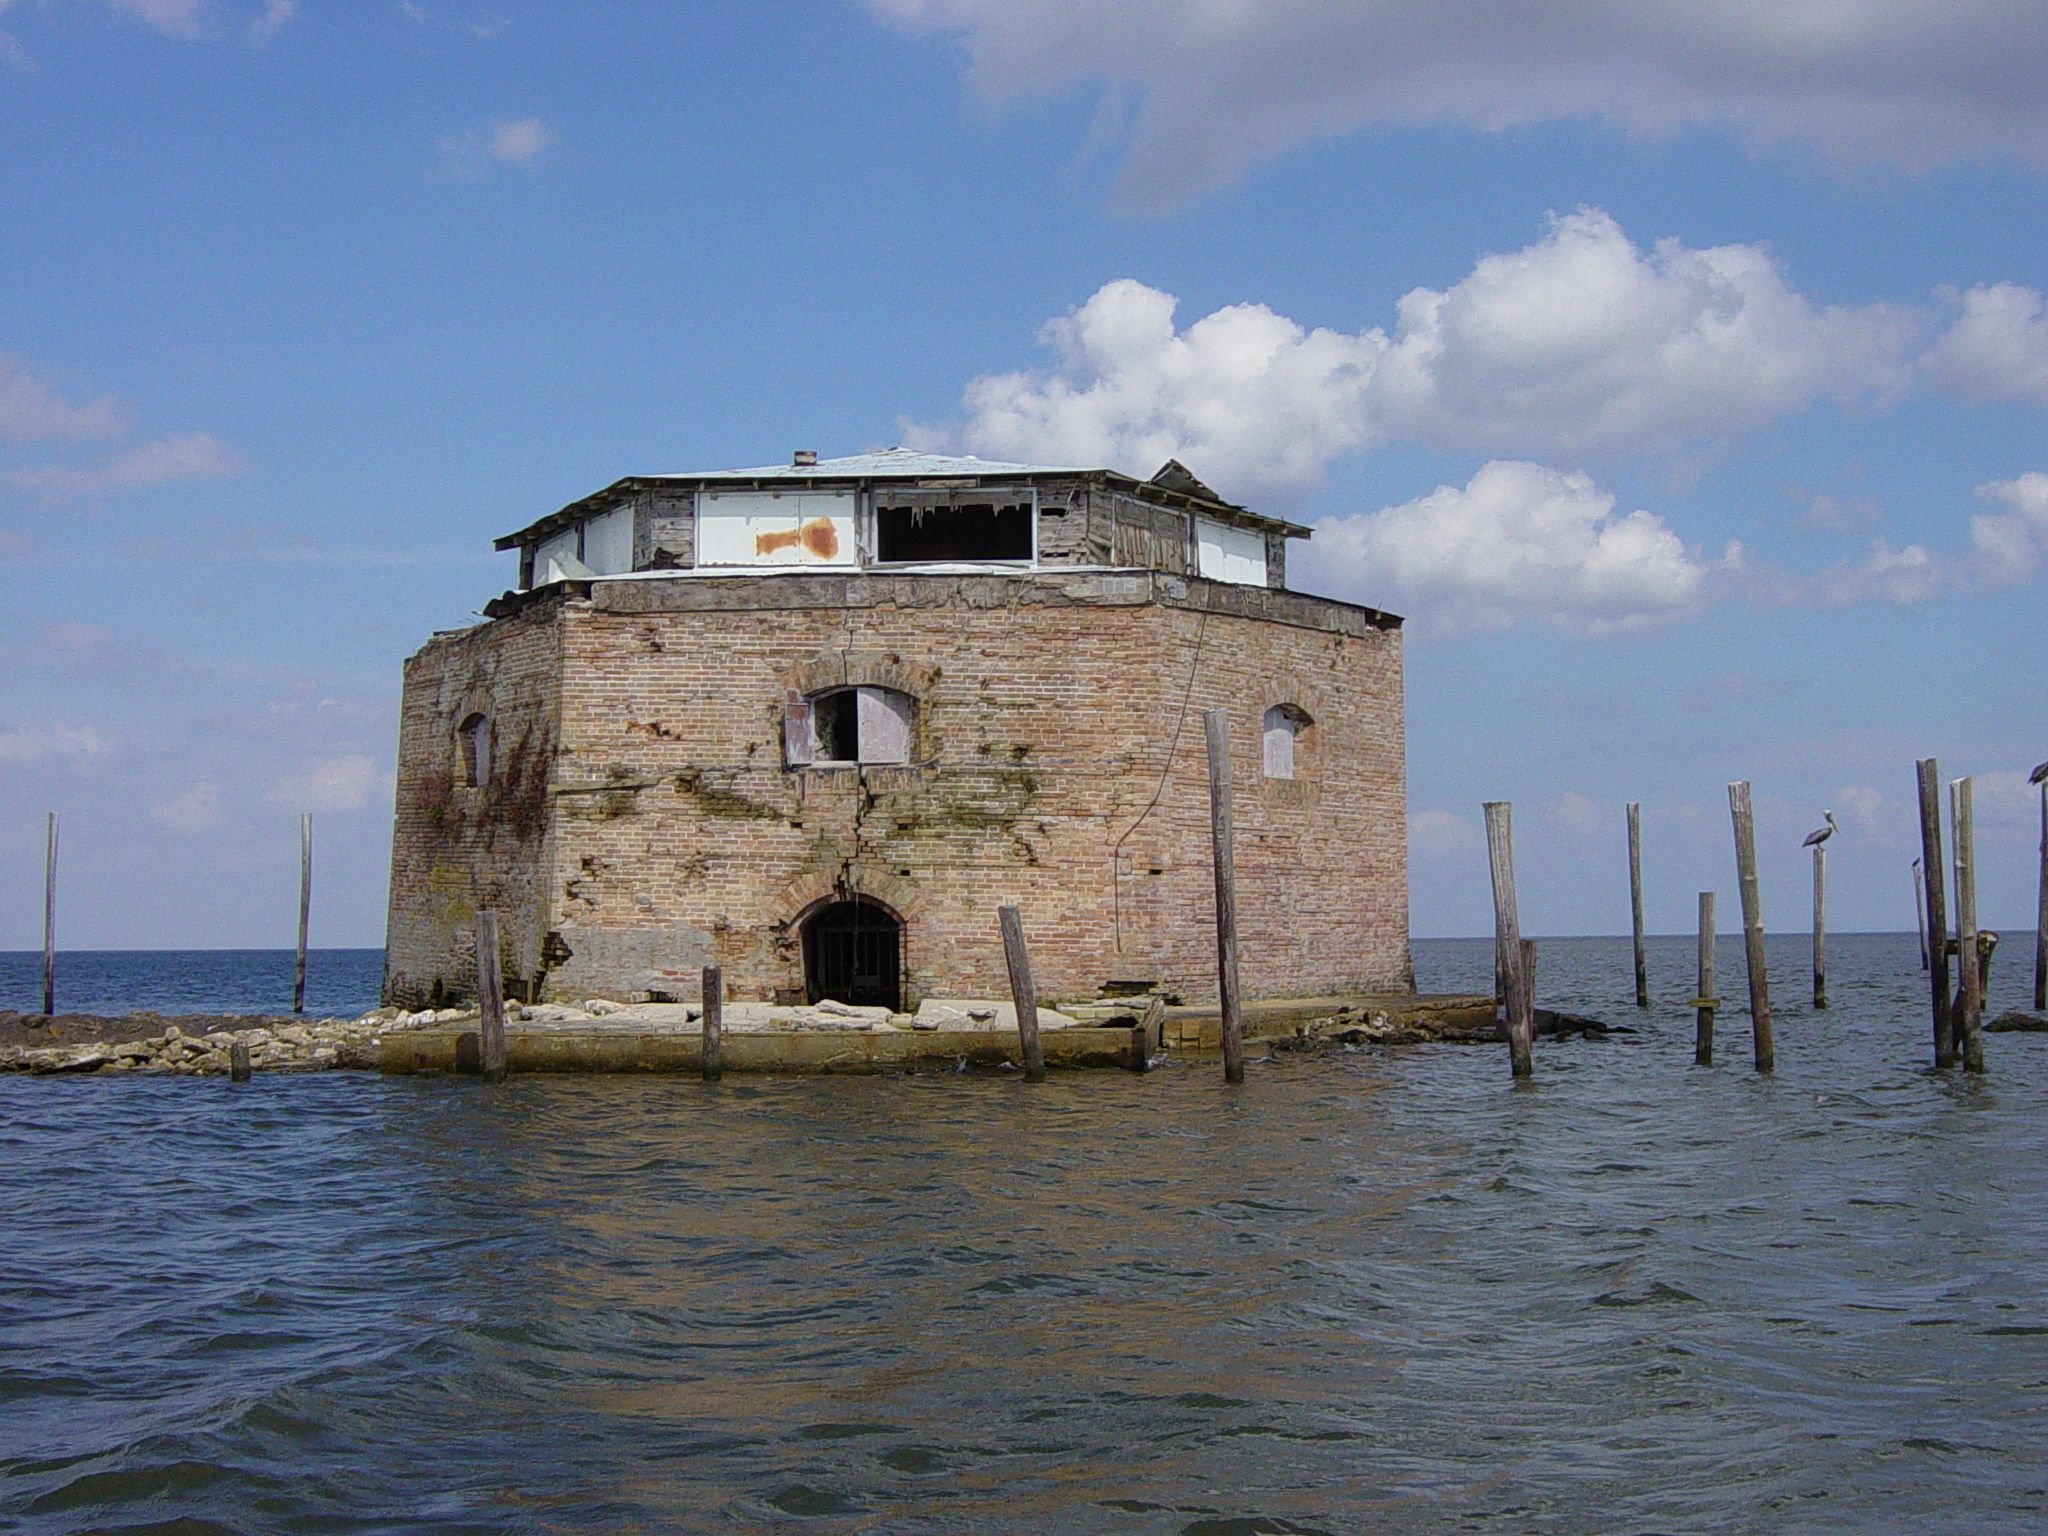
[533,527,579,586]
[581,506,634,575]
[698,490,855,567]
[1195,518,1267,586]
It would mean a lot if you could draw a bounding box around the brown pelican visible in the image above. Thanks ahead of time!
[1803,810,1838,848]
[2030,760,2048,785]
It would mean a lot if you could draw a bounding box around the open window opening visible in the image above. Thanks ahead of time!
[1262,704,1311,780]
[785,686,914,767]
[874,490,1033,564]
[457,712,490,787]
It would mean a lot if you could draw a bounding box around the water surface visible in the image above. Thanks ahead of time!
[3,934,2044,1533]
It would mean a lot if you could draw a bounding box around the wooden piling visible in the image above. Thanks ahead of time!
[1727,782,1773,1073]
[1482,801,1534,1079]
[41,811,57,1016]
[230,1041,251,1082]
[2035,783,2047,1012]
[1521,937,1537,1004]
[1695,891,1716,1066]
[475,910,507,1082]
[1951,778,1984,1074]
[1202,709,1245,1085]
[1913,858,1928,971]
[293,813,312,1014]
[1627,801,1648,1006]
[1916,759,1953,1067]
[701,964,723,1082]
[1811,844,1828,1010]
[998,905,1046,1082]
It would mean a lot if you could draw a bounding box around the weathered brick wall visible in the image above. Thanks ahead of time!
[477,570,1410,1005]
[382,597,563,1007]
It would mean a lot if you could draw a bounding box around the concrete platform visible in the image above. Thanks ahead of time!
[374,992,1497,1075]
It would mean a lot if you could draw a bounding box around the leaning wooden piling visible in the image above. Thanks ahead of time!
[41,811,57,1016]
[998,905,1045,1082]
[475,910,507,1082]
[1202,709,1245,1085]
[2035,782,2047,1011]
[1913,858,1928,971]
[701,964,723,1082]
[1916,759,1954,1067]
[293,813,312,1014]
[1811,843,1828,1010]
[1695,891,1716,1066]
[1727,782,1773,1073]
[1482,801,1534,1079]
[1951,778,1984,1074]
[229,1041,251,1082]
[1627,802,1648,1006]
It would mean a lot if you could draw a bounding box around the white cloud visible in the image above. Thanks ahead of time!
[872,0,2048,211]
[1966,472,2048,585]
[1551,792,1606,837]
[151,779,226,832]
[265,753,382,813]
[437,116,554,173]
[1816,539,1946,607]
[1307,461,1731,634]
[1408,807,1478,858]
[908,211,1922,493]
[399,1,509,39]
[102,0,210,36]
[36,620,113,650]
[0,722,110,763]
[1921,283,2048,406]
[249,0,294,44]
[1834,783,1887,835]
[5,431,247,495]
[0,353,128,441]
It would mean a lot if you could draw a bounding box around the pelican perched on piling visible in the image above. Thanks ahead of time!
[2030,760,2048,785]
[1803,810,1838,848]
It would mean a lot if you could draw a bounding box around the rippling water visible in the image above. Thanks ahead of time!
[4,934,2045,1534]
[0,949,384,1019]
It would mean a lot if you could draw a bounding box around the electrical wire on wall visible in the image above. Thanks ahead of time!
[1108,609,1209,953]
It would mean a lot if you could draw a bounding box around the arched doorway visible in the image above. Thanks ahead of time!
[801,897,902,1009]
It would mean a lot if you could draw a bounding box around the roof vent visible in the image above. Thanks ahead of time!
[792,449,818,468]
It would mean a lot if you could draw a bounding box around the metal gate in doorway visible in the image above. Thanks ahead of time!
[801,899,902,1009]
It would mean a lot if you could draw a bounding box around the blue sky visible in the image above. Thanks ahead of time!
[3,0,2044,949]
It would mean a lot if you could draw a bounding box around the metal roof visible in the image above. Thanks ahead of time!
[648,449,1090,480]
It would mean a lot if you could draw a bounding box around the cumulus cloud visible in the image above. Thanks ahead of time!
[249,0,294,44]
[1408,808,1478,858]
[1305,461,1733,634]
[0,353,128,441]
[907,211,1924,493]
[5,431,247,495]
[1834,783,1887,835]
[0,722,110,764]
[1816,539,1946,607]
[1550,792,1606,837]
[265,753,382,813]
[437,116,554,173]
[1922,283,2048,406]
[101,0,210,36]
[1964,472,2048,585]
[872,0,2048,210]
[151,779,226,833]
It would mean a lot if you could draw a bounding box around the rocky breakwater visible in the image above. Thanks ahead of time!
[0,1010,404,1076]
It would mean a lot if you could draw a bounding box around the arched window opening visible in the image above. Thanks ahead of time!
[1262,704,1311,780]
[784,686,913,767]
[457,713,489,788]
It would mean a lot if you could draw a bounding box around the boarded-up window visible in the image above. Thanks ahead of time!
[532,526,580,586]
[1195,516,1268,586]
[457,712,489,787]
[697,489,856,567]
[802,686,913,765]
[1262,704,1309,779]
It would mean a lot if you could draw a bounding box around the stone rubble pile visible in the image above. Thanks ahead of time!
[0,1013,397,1076]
